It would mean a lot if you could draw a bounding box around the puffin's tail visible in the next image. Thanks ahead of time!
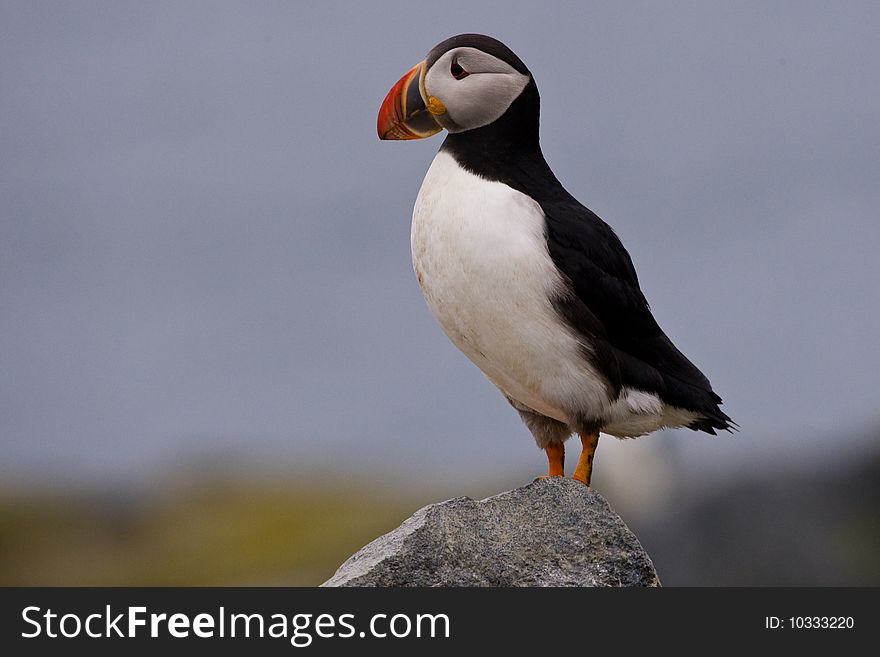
[687,395,737,435]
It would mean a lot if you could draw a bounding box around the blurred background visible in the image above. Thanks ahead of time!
[2,1,878,586]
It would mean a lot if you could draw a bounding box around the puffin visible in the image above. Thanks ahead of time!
[377,34,734,486]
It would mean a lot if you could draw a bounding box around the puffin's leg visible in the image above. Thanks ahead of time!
[540,442,565,478]
[572,432,599,486]
[510,401,568,480]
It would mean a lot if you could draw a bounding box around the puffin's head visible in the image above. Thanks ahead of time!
[377,34,533,140]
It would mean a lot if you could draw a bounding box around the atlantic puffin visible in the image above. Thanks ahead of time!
[377,34,733,486]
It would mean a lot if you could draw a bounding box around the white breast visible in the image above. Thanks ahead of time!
[411,150,612,424]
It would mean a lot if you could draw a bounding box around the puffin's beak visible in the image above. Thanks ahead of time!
[377,61,445,140]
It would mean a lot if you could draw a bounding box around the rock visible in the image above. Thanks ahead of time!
[322,477,660,587]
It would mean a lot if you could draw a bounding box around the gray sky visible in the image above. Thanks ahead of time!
[2,1,879,488]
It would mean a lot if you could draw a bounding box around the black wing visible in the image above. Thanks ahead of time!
[541,196,732,433]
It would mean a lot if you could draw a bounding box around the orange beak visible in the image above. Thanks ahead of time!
[377,61,444,140]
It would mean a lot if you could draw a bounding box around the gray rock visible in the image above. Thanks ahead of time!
[322,477,660,587]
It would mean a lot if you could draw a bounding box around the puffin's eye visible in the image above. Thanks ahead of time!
[450,60,469,80]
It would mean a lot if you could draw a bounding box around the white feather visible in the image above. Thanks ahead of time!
[604,388,699,438]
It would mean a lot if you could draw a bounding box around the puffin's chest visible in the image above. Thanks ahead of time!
[410,151,594,421]
[411,151,560,340]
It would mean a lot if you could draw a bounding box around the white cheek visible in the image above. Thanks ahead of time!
[425,64,529,132]
[447,76,513,125]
